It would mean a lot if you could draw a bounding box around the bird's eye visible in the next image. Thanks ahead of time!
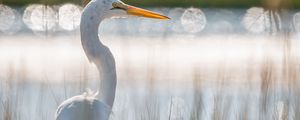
[112,2,118,8]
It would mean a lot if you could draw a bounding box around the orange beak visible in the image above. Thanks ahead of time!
[112,2,170,20]
[126,5,170,20]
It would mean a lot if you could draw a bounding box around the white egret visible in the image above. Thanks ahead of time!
[55,0,169,120]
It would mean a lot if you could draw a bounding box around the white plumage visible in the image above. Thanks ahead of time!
[56,90,111,120]
[55,0,169,119]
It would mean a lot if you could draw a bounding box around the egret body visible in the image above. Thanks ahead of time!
[55,0,169,120]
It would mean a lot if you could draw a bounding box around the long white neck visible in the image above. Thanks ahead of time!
[80,1,116,108]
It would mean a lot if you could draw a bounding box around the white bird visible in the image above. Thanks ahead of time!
[55,0,169,120]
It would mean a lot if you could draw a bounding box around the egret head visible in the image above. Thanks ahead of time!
[90,0,170,20]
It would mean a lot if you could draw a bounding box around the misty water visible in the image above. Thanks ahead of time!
[1,5,300,120]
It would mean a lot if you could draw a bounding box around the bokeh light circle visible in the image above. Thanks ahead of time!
[293,12,300,34]
[181,8,207,33]
[23,4,57,33]
[58,4,82,31]
[242,7,273,33]
[0,4,21,34]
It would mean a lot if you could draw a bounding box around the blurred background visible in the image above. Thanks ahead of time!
[1,0,300,120]
[2,0,300,7]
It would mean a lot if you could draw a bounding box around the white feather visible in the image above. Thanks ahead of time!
[55,0,120,120]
